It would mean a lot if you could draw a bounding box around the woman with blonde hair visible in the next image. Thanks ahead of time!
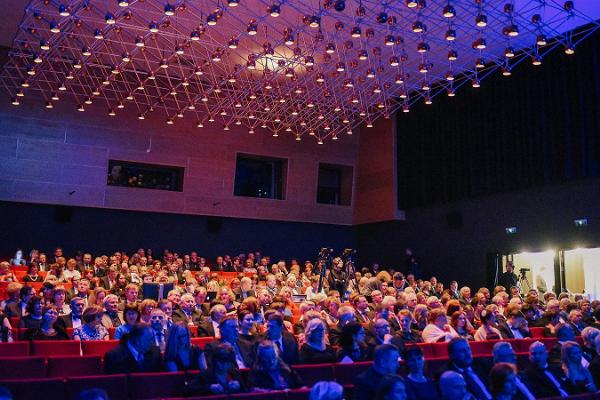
[561,341,597,393]
[88,287,108,307]
[299,318,336,364]
[139,299,158,324]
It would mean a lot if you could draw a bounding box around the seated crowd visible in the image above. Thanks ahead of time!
[1,247,600,399]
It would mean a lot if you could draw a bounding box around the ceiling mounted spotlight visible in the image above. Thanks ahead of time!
[377,12,388,24]
[118,0,129,6]
[443,4,456,18]
[207,13,218,25]
[472,38,486,49]
[504,46,515,58]
[268,4,281,17]
[164,4,176,16]
[105,12,116,24]
[309,15,320,28]
[412,20,425,33]
[532,56,542,66]
[447,49,458,61]
[476,14,488,27]
[536,35,547,46]
[351,26,361,38]
[148,21,159,33]
[247,19,258,35]
[503,24,519,37]
[58,4,71,16]
[406,0,418,7]
[445,29,456,41]
[228,0,240,6]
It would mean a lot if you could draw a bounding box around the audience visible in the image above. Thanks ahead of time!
[2,246,600,397]
[309,381,344,400]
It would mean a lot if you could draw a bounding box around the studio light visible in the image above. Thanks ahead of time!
[574,218,588,227]
[268,4,281,17]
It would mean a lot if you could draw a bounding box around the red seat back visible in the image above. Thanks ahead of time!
[229,391,289,399]
[529,327,544,338]
[287,388,312,400]
[416,343,434,358]
[431,342,449,358]
[292,363,335,386]
[190,337,213,350]
[128,372,186,399]
[333,361,373,385]
[470,340,496,356]
[0,341,30,357]
[47,355,103,377]
[0,356,46,379]
[66,374,128,400]
[81,339,119,356]
[32,340,81,356]
[0,378,64,400]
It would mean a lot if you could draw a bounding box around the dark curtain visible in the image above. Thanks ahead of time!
[397,28,600,209]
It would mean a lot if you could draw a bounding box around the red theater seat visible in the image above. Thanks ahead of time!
[81,339,119,356]
[190,336,213,349]
[416,343,435,358]
[431,342,449,358]
[47,355,103,377]
[32,340,81,356]
[529,327,544,338]
[128,372,186,399]
[292,363,335,386]
[0,356,46,379]
[0,341,30,357]
[166,396,228,400]
[333,361,373,385]
[66,374,128,400]
[9,317,20,329]
[229,391,289,399]
[0,378,64,400]
[469,341,496,356]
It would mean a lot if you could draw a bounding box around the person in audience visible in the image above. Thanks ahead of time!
[438,337,492,400]
[560,341,597,393]
[61,258,82,282]
[52,287,70,316]
[439,371,473,400]
[310,381,344,400]
[23,305,69,340]
[497,310,530,340]
[5,285,34,318]
[580,326,599,362]
[172,293,202,326]
[198,304,227,337]
[73,305,109,341]
[520,341,569,398]
[491,342,535,400]
[139,299,157,325]
[0,262,18,283]
[328,305,356,346]
[413,304,429,332]
[393,309,423,347]
[114,304,140,339]
[9,249,26,266]
[59,297,85,329]
[548,323,576,365]
[75,388,109,400]
[204,315,253,369]
[149,308,168,351]
[568,309,588,336]
[299,318,337,364]
[104,323,162,374]
[237,306,257,343]
[489,363,517,400]
[337,321,370,362]
[474,306,502,341]
[187,343,245,395]
[163,322,205,371]
[18,295,44,329]
[354,344,400,400]
[22,263,43,283]
[590,334,600,388]
[100,294,123,329]
[248,340,304,391]
[218,286,239,312]
[367,318,394,350]
[422,308,459,343]
[264,311,299,365]
[88,287,108,307]
[541,310,561,337]
[403,345,438,400]
[451,311,474,341]
[375,375,407,400]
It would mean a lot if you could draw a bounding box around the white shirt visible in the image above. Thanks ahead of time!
[422,324,459,343]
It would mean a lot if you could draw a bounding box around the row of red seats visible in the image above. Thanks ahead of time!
[0,338,216,358]
[1,363,598,400]
[0,337,573,359]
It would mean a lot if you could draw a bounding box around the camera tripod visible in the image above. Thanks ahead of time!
[518,270,532,293]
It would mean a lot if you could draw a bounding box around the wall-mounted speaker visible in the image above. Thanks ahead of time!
[53,205,73,224]
[207,216,223,233]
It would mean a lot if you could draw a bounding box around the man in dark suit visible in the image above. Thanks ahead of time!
[233,277,255,302]
[497,310,531,340]
[353,295,374,324]
[548,323,576,366]
[263,312,299,365]
[103,324,161,374]
[57,297,85,329]
[589,335,600,388]
[100,266,118,291]
[491,342,535,400]
[203,315,253,369]
[520,341,570,398]
[436,338,493,400]
[498,262,518,294]
[354,344,400,400]
[198,304,227,337]
[328,305,356,346]
[4,286,35,318]
[171,293,203,326]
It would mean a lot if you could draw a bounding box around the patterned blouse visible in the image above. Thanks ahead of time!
[73,324,109,341]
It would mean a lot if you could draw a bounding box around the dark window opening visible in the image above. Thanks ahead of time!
[107,160,184,192]
[317,164,353,206]
[234,154,287,200]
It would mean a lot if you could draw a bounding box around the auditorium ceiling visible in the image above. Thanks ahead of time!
[1,0,599,143]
